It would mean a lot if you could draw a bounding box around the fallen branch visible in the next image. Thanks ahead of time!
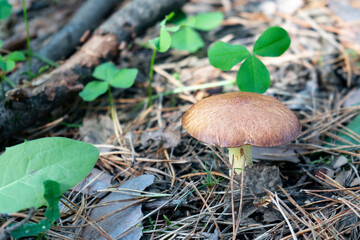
[7,0,122,87]
[0,0,188,144]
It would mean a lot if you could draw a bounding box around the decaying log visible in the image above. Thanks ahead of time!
[7,0,122,86]
[0,0,188,144]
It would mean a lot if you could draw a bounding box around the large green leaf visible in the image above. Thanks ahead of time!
[92,62,119,81]
[0,0,12,20]
[193,12,224,31]
[171,26,204,53]
[0,137,99,213]
[253,26,291,57]
[236,54,270,93]
[109,68,138,89]
[79,81,108,101]
[208,41,250,71]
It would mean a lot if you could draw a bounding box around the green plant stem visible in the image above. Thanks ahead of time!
[22,0,32,80]
[136,79,235,110]
[151,78,235,100]
[5,76,16,88]
[1,71,5,98]
[107,85,114,119]
[32,52,59,67]
[148,48,157,107]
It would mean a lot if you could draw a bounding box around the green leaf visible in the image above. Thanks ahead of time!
[0,0,12,20]
[79,81,108,101]
[44,180,61,223]
[109,68,138,89]
[149,37,160,50]
[253,26,291,57]
[38,65,51,75]
[208,41,250,71]
[236,54,270,93]
[92,62,119,81]
[7,51,26,61]
[187,16,196,27]
[148,28,171,52]
[165,25,180,32]
[0,59,15,71]
[160,12,175,28]
[334,114,360,147]
[171,26,204,53]
[0,40,3,48]
[193,12,224,31]
[165,12,175,22]
[10,219,51,238]
[0,137,99,213]
[167,10,187,26]
[158,28,171,52]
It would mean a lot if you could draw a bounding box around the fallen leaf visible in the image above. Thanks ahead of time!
[73,168,113,197]
[81,175,155,240]
[141,127,180,149]
[80,115,114,153]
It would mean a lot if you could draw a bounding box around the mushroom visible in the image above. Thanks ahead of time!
[181,92,301,174]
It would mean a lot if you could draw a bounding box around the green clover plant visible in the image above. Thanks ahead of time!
[170,11,224,53]
[208,26,291,93]
[147,12,179,106]
[146,11,223,107]
[0,0,34,80]
[79,62,138,102]
[0,40,26,97]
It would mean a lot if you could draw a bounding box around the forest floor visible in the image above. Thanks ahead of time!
[1,0,360,239]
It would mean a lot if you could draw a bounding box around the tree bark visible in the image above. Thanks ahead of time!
[7,0,122,87]
[0,0,188,144]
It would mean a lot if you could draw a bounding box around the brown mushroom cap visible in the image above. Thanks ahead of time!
[182,92,301,148]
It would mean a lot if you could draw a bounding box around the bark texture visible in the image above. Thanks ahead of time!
[0,0,188,144]
[8,0,122,86]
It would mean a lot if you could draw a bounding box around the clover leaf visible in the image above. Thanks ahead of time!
[208,26,291,93]
[79,62,138,102]
[171,11,224,53]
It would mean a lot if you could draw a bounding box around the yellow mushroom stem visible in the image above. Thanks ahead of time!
[228,144,252,175]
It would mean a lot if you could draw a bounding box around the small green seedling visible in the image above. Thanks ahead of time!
[147,12,179,106]
[79,62,138,102]
[208,26,291,93]
[0,40,26,97]
[10,180,62,238]
[170,11,224,53]
[80,62,137,143]
[0,0,34,80]
[0,0,12,20]
[146,11,223,106]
